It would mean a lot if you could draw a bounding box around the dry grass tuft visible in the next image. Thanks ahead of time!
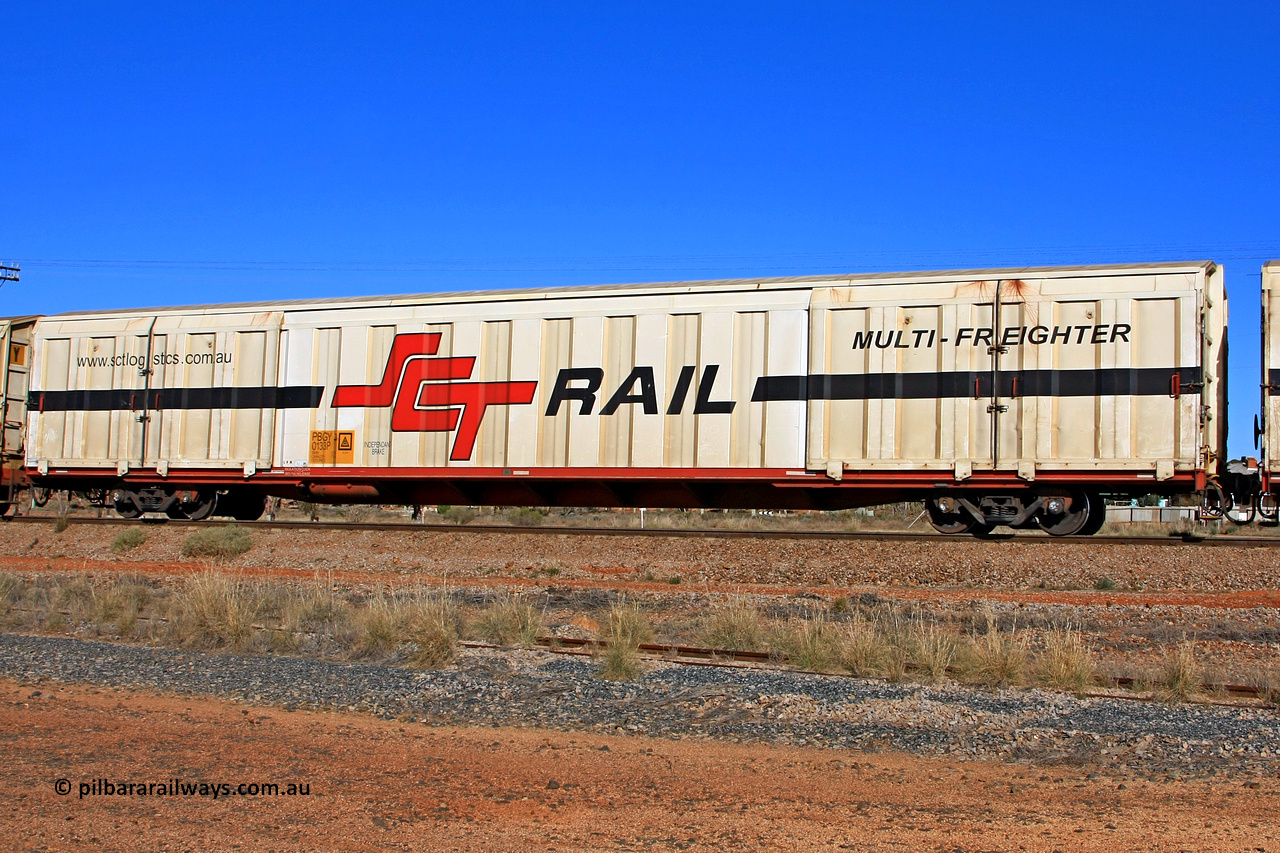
[837,616,892,677]
[181,526,252,560]
[1155,640,1202,704]
[1250,646,1280,706]
[1034,628,1096,695]
[908,622,959,682]
[472,594,543,648]
[354,594,403,656]
[0,573,21,606]
[90,576,153,638]
[700,597,765,652]
[957,618,1028,687]
[777,618,843,672]
[595,602,651,681]
[604,601,653,648]
[179,572,260,650]
[402,594,460,669]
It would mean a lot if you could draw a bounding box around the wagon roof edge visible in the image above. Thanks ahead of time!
[40,260,1218,319]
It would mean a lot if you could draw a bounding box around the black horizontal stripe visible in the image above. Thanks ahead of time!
[31,386,326,412]
[752,367,1202,402]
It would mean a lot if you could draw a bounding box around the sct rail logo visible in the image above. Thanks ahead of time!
[331,333,536,461]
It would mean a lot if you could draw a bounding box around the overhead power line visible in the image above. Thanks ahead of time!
[11,244,1280,276]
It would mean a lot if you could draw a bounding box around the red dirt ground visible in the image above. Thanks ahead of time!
[5,553,1279,610]
[5,678,1278,852]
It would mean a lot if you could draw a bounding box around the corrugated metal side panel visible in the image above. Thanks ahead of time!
[567,316,603,467]
[536,318,572,467]
[28,316,155,467]
[270,290,811,472]
[762,310,807,469]
[664,314,699,467]
[600,316,635,467]
[478,320,513,468]
[730,312,767,467]
[27,312,283,471]
[808,271,1206,474]
[364,326,396,468]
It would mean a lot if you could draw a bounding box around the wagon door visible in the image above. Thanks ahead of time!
[98,318,156,472]
[996,273,1204,480]
[149,311,284,475]
[806,283,995,476]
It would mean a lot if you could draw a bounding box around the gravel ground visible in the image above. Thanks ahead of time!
[6,521,1280,592]
[4,632,1277,780]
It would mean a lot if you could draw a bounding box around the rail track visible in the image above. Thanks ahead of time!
[464,637,1274,705]
[8,597,1268,705]
[8,513,1280,548]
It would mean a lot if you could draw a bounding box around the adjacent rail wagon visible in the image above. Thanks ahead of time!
[1261,261,1280,521]
[20,261,1232,535]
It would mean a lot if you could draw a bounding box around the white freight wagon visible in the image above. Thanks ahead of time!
[23,261,1228,535]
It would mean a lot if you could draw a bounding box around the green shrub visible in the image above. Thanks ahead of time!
[111,528,148,554]
[181,526,252,560]
[443,506,476,525]
[506,507,545,526]
[1093,576,1116,591]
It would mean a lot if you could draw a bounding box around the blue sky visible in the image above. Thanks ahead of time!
[3,3,1278,456]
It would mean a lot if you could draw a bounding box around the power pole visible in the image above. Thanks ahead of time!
[0,262,17,284]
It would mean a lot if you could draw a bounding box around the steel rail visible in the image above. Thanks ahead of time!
[473,636,1273,705]
[7,514,1280,547]
[4,608,1269,707]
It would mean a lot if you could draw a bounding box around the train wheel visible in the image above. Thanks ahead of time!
[1259,493,1280,526]
[112,490,142,519]
[1037,491,1092,537]
[183,492,218,521]
[926,498,977,535]
[1078,492,1107,536]
[1226,500,1257,525]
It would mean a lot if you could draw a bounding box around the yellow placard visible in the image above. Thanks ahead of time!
[309,430,355,465]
